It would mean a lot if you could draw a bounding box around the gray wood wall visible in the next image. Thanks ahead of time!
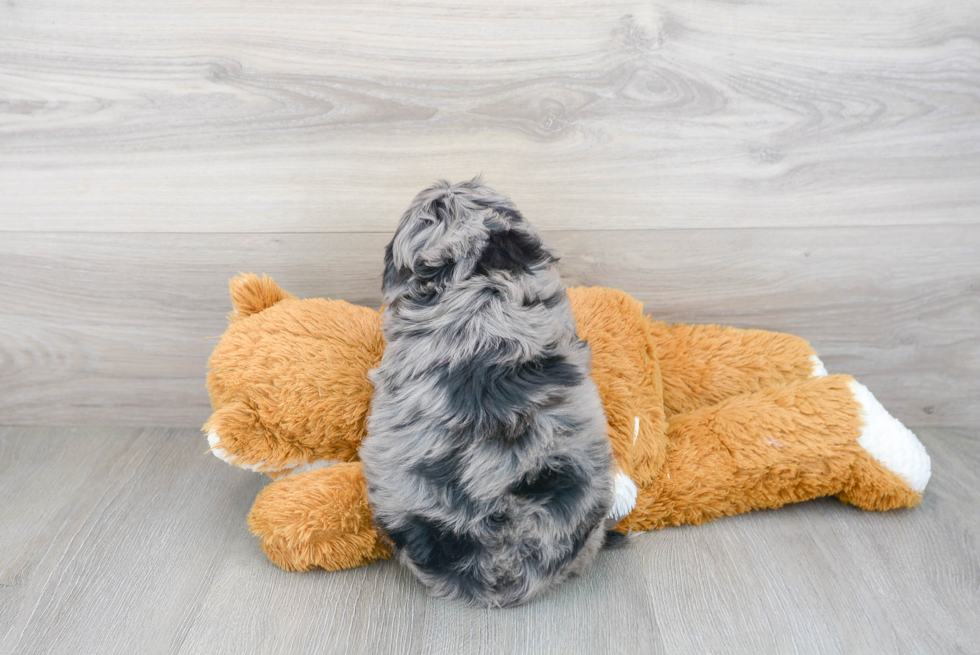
[2,0,978,428]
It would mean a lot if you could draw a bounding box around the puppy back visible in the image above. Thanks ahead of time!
[363,179,614,607]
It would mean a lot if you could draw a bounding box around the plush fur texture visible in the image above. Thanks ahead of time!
[206,278,930,582]
[205,282,384,474]
[205,203,931,601]
[359,179,614,607]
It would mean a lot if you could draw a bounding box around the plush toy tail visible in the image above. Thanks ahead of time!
[228,273,294,322]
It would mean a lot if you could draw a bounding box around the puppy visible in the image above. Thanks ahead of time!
[360,178,615,607]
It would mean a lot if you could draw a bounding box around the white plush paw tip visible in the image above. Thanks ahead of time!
[810,355,828,377]
[206,431,338,476]
[608,471,638,521]
[207,430,234,463]
[206,430,266,472]
[849,380,932,492]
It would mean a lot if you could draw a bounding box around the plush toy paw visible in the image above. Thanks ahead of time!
[205,401,338,476]
[204,274,385,478]
[247,462,391,571]
[207,428,264,472]
[207,428,338,477]
[848,380,931,492]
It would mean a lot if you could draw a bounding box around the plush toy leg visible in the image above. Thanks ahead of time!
[247,462,391,571]
[649,322,826,418]
[621,374,931,532]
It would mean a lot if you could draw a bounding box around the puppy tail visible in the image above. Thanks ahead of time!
[603,529,631,550]
[228,273,294,322]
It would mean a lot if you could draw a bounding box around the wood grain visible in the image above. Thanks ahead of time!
[0,426,977,654]
[1,1,978,427]
[2,2,977,649]
[2,0,979,232]
[1,226,977,427]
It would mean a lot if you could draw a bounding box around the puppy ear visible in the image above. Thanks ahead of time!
[474,221,556,277]
[383,184,466,303]
[381,241,411,301]
[382,219,456,305]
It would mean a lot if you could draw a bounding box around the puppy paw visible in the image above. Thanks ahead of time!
[608,471,638,521]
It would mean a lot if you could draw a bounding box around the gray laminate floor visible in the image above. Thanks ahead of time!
[1,427,977,654]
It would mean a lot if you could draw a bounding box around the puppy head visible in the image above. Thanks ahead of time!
[382,177,556,306]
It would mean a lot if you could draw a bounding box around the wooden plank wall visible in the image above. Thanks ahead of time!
[1,0,978,427]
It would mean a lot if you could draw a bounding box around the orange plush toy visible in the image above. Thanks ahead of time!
[205,274,931,573]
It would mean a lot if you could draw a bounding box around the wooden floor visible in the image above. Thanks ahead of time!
[1,426,977,654]
[2,1,978,652]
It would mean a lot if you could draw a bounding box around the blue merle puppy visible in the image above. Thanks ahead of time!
[360,178,617,608]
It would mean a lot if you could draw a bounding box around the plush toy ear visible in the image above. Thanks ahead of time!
[228,273,293,322]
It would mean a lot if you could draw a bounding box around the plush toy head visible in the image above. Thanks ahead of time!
[205,274,385,475]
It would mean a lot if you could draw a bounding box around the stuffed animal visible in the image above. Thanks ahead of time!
[205,274,930,573]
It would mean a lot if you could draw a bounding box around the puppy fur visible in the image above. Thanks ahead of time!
[360,178,615,608]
